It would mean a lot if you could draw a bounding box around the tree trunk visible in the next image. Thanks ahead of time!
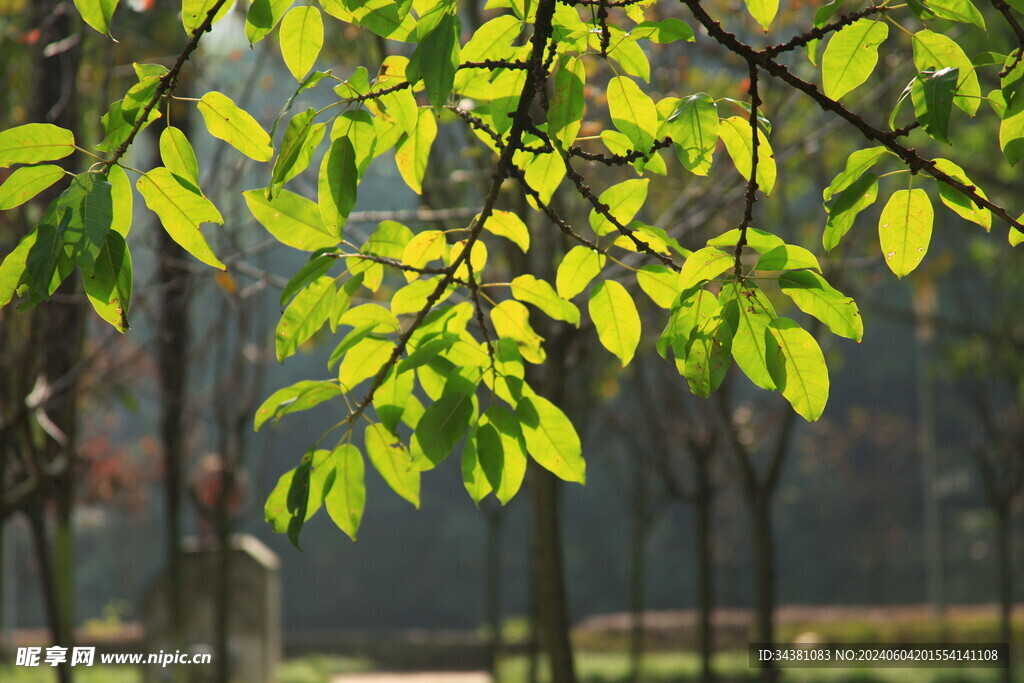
[484,503,503,680]
[531,464,576,683]
[156,150,192,659]
[628,451,647,683]
[27,508,70,683]
[694,449,715,683]
[995,503,1013,683]
[751,492,777,683]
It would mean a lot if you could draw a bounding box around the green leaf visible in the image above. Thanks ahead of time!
[588,280,641,367]
[281,253,337,307]
[276,276,336,361]
[682,311,733,398]
[511,274,580,326]
[556,246,605,300]
[807,0,844,65]
[824,172,878,251]
[632,18,695,43]
[1011,225,1024,246]
[928,0,986,28]
[414,13,460,112]
[365,423,420,507]
[398,332,460,373]
[607,76,657,154]
[461,435,493,504]
[755,244,821,272]
[108,165,133,237]
[317,137,358,237]
[254,379,343,431]
[517,395,585,484]
[766,318,829,422]
[706,226,783,254]
[159,126,200,188]
[606,29,650,83]
[273,108,321,191]
[375,368,415,433]
[0,231,36,307]
[822,146,889,201]
[72,0,119,36]
[325,444,366,541]
[327,323,379,369]
[0,165,64,210]
[548,56,585,147]
[280,6,324,81]
[679,246,733,290]
[720,280,776,390]
[182,0,233,34]
[137,168,225,269]
[821,19,888,101]
[912,67,958,144]
[719,116,776,195]
[912,29,980,116]
[395,108,437,194]
[744,0,778,31]
[0,124,75,168]
[665,93,718,176]
[636,265,680,309]
[999,106,1024,165]
[483,210,530,252]
[878,188,933,278]
[589,179,648,236]
[244,188,338,251]
[197,91,274,162]
[523,152,565,205]
[401,230,448,276]
[478,406,528,504]
[931,158,991,230]
[491,300,545,364]
[414,387,475,467]
[83,230,132,333]
[62,174,113,271]
[246,0,292,44]
[779,270,863,342]
[338,337,394,389]
[264,465,304,547]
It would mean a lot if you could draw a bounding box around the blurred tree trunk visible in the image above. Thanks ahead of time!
[995,503,1013,683]
[628,449,648,683]
[30,4,82,681]
[484,502,504,680]
[694,446,715,683]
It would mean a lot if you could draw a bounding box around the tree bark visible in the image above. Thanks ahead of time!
[995,503,1013,683]
[27,508,70,683]
[751,492,778,683]
[694,448,715,683]
[484,503,504,680]
[531,464,576,683]
[628,450,647,683]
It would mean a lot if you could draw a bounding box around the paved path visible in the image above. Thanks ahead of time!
[332,673,491,683]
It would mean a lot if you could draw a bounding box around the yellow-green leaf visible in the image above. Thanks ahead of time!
[483,210,530,252]
[325,444,366,541]
[0,165,64,210]
[556,246,604,300]
[779,270,863,342]
[589,179,648,236]
[491,300,545,364]
[280,6,324,81]
[275,276,335,361]
[395,108,437,194]
[679,246,733,290]
[244,188,338,251]
[159,126,200,187]
[607,76,657,153]
[0,124,75,168]
[912,30,980,116]
[73,0,119,36]
[511,274,580,326]
[137,168,225,269]
[182,0,233,35]
[517,395,585,484]
[83,230,132,333]
[878,188,933,278]
[197,91,274,162]
[744,0,778,31]
[365,423,420,507]
[766,318,829,422]
[822,19,888,101]
[719,116,776,195]
[588,280,641,367]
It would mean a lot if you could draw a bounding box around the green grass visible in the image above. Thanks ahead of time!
[277,654,374,683]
